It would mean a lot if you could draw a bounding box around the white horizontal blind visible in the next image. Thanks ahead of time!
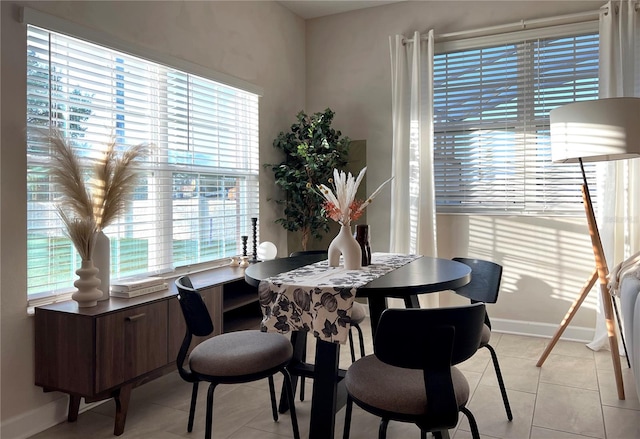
[433,28,599,214]
[26,26,259,300]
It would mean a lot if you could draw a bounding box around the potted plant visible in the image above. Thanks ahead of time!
[268,108,350,250]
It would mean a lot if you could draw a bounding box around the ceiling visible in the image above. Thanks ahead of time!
[278,1,405,19]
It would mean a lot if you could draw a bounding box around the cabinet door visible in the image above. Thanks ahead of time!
[96,301,168,393]
[34,309,95,396]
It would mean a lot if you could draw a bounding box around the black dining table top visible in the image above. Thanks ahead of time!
[244,252,471,297]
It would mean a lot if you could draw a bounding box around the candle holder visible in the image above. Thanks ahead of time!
[241,235,248,257]
[250,217,259,262]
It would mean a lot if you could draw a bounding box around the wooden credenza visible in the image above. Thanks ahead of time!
[34,265,261,435]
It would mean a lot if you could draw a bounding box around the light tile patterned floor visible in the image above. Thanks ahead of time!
[29,318,640,439]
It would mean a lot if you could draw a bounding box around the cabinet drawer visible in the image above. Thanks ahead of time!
[96,301,168,392]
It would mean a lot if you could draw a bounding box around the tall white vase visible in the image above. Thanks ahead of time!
[93,231,110,300]
[72,260,103,308]
[328,224,362,270]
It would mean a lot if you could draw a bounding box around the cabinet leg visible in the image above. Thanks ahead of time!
[113,384,132,436]
[67,395,81,422]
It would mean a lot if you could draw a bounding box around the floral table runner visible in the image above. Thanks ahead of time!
[258,252,421,344]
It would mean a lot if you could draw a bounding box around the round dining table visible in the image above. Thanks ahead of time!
[245,253,471,439]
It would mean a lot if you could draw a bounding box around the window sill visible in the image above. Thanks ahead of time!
[27,258,240,315]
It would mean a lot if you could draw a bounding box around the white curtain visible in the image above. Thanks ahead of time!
[588,0,640,351]
[389,30,438,308]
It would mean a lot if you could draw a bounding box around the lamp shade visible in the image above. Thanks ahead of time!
[550,97,640,163]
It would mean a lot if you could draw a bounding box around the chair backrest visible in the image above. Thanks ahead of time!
[374,303,485,430]
[452,257,503,304]
[289,250,328,257]
[175,275,214,337]
[374,303,485,368]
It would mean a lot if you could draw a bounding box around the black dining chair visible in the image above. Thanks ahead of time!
[289,250,367,401]
[343,303,486,439]
[452,257,513,421]
[174,275,300,439]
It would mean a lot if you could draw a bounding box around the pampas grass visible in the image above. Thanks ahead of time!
[57,211,97,261]
[47,128,146,260]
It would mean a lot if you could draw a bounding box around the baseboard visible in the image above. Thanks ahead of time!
[358,299,596,343]
[0,395,105,439]
[491,317,595,343]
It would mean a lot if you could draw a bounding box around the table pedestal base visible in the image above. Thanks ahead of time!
[280,331,347,439]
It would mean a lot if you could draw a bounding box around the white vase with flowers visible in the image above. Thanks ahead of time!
[317,167,392,270]
[48,129,146,306]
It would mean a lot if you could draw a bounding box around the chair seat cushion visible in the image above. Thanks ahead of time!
[481,323,491,346]
[189,330,292,377]
[345,355,470,416]
[351,301,366,325]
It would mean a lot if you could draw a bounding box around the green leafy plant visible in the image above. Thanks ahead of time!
[268,108,350,250]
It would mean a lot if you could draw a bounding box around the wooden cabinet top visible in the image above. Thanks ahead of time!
[36,265,248,316]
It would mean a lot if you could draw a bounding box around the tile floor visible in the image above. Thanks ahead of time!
[30,318,640,439]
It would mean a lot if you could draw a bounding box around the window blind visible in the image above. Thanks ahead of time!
[26,26,259,301]
[433,27,599,214]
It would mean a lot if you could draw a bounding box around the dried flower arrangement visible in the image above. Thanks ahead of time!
[317,167,393,226]
[47,128,146,261]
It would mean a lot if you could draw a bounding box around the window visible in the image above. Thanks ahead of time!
[26,26,259,301]
[433,24,599,214]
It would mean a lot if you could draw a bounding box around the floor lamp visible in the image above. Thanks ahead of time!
[536,97,640,400]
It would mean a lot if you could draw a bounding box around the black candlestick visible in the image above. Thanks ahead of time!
[251,217,258,262]
[241,236,248,257]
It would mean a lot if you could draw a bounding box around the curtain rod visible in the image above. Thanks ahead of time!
[403,9,602,45]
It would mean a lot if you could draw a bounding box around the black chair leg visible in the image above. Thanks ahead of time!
[348,328,357,363]
[460,407,480,439]
[187,381,198,432]
[484,343,513,421]
[378,418,389,439]
[404,294,420,309]
[300,333,307,401]
[343,396,354,439]
[354,323,365,358]
[348,323,366,363]
[268,375,278,421]
[205,383,217,439]
[281,368,301,439]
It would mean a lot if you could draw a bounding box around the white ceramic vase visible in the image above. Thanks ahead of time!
[72,259,103,307]
[328,224,362,270]
[93,231,110,300]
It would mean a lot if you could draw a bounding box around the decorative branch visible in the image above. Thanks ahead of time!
[317,167,393,226]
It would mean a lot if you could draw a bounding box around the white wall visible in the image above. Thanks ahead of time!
[0,1,304,436]
[304,1,606,332]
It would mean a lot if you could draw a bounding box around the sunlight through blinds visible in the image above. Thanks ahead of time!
[26,26,259,300]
